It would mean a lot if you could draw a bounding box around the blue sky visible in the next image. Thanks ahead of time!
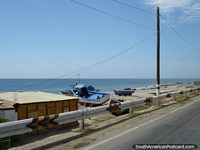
[0,0,200,79]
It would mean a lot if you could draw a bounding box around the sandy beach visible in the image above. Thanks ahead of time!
[9,82,200,150]
[111,82,193,98]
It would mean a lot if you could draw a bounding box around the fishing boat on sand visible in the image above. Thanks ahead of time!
[113,88,135,96]
[61,84,110,107]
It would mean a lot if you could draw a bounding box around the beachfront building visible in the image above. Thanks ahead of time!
[0,99,17,122]
[0,91,78,121]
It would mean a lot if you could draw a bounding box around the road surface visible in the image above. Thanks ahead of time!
[83,96,200,150]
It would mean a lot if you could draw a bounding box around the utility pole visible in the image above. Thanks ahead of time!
[156,7,160,97]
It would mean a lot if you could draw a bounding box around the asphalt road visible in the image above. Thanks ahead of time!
[83,96,200,150]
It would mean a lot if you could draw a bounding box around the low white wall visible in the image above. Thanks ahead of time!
[0,109,17,121]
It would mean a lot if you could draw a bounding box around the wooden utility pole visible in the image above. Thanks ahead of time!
[156,7,160,97]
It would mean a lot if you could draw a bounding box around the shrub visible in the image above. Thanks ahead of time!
[0,118,8,123]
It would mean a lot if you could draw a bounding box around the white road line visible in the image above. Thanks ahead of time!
[83,101,196,150]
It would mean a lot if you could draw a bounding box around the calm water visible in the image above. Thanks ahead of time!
[0,79,199,93]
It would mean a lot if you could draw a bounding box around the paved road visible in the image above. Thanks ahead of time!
[83,97,200,150]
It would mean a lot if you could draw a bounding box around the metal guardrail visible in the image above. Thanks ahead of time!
[0,88,199,139]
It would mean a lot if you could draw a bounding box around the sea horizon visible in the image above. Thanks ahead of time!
[0,78,200,79]
[0,78,199,94]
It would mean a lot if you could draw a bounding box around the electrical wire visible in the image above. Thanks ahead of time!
[0,33,156,96]
[161,33,200,61]
[70,0,155,31]
[72,33,156,75]
[160,16,200,56]
[113,0,154,15]
[113,0,200,58]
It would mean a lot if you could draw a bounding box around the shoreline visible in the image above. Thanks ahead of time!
[0,79,199,94]
[109,82,199,102]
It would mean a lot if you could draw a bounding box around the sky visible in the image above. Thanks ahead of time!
[0,0,200,79]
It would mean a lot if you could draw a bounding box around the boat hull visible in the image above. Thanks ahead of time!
[61,84,110,106]
[78,92,110,107]
[113,89,134,96]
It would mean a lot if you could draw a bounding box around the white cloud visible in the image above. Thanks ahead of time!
[143,0,200,23]
[144,0,192,12]
[181,3,200,22]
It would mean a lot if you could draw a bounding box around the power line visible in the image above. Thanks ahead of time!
[161,33,200,61]
[0,33,156,94]
[0,33,156,101]
[112,0,200,57]
[160,16,200,55]
[38,33,157,80]
[71,33,156,76]
[113,0,154,15]
[70,0,155,31]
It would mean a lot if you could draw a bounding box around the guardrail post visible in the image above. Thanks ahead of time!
[155,99,160,106]
[193,90,196,95]
[129,107,134,116]
[78,110,85,130]
[184,92,187,99]
[79,119,85,130]
[173,96,176,101]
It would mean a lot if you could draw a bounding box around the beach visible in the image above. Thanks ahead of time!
[8,82,200,150]
[110,82,194,101]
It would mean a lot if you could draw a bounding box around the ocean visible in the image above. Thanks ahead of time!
[0,79,199,94]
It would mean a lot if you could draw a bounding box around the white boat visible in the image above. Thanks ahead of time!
[71,84,110,106]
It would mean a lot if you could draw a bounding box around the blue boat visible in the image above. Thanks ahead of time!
[113,88,135,96]
[71,84,110,107]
